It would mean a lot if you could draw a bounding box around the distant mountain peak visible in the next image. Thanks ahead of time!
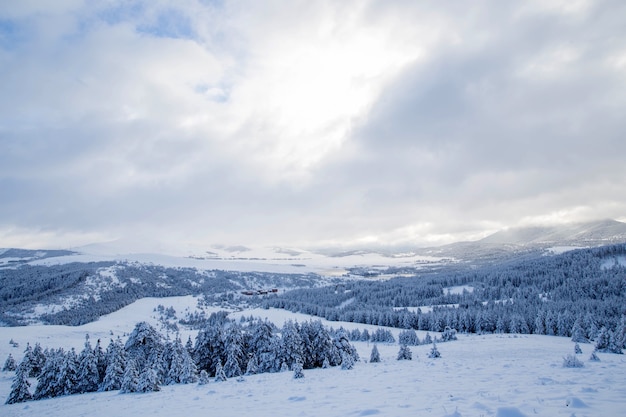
[479,219,626,245]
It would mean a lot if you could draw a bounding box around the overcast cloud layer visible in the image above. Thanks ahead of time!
[1,0,625,250]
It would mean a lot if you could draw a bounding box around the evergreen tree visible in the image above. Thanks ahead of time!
[571,319,588,343]
[397,344,412,360]
[245,355,258,376]
[57,348,79,396]
[574,343,582,354]
[340,351,354,370]
[595,327,611,352]
[292,360,304,379]
[34,348,63,400]
[423,332,432,345]
[279,361,289,373]
[101,338,126,391]
[77,336,99,393]
[280,320,304,370]
[101,352,125,391]
[589,350,600,362]
[30,343,46,378]
[125,322,164,370]
[94,339,107,384]
[322,357,330,369]
[428,342,441,358]
[120,360,139,394]
[214,362,227,382]
[179,348,198,384]
[198,370,210,385]
[136,367,161,393]
[369,345,381,363]
[5,363,32,404]
[3,354,17,372]
[185,336,194,356]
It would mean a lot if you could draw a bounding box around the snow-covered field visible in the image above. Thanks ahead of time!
[2,297,625,417]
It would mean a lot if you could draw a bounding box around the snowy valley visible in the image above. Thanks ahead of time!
[1,231,626,416]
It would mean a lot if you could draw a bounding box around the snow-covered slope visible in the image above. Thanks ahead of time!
[1,298,624,417]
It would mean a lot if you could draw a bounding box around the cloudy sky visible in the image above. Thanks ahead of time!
[1,0,625,251]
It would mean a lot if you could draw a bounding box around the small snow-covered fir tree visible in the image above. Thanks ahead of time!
[5,363,32,404]
[341,351,354,370]
[574,343,582,354]
[198,370,210,385]
[589,350,600,362]
[137,367,161,393]
[322,357,330,369]
[369,345,381,363]
[441,327,457,342]
[594,327,611,352]
[214,362,227,382]
[423,332,432,345]
[563,353,584,368]
[292,360,304,379]
[397,344,412,361]
[280,361,289,373]
[223,348,242,378]
[245,355,258,376]
[120,360,139,394]
[428,342,441,358]
[77,336,100,393]
[179,349,198,384]
[57,348,79,396]
[3,354,17,372]
[33,348,63,400]
[571,319,587,343]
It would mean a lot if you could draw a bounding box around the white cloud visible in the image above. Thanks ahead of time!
[1,0,625,249]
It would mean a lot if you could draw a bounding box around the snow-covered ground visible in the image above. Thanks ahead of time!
[1,297,625,416]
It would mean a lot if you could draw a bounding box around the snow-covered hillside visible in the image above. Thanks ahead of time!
[1,297,625,417]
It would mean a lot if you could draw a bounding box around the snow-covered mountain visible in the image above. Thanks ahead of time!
[479,219,626,246]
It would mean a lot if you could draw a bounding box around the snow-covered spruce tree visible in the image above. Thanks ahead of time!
[3,353,17,372]
[574,343,582,354]
[589,350,600,362]
[30,343,46,378]
[428,342,441,359]
[280,320,304,371]
[248,320,276,374]
[197,370,210,385]
[125,322,164,371]
[194,323,225,376]
[136,367,161,393]
[322,357,330,369]
[279,361,289,373]
[563,354,584,368]
[397,344,412,361]
[370,345,381,363]
[398,329,419,346]
[571,319,588,343]
[214,362,227,382]
[77,336,100,393]
[292,360,304,379]
[94,339,107,385]
[340,351,354,370]
[57,348,79,396]
[120,360,139,394]
[101,338,126,391]
[333,328,360,366]
[245,355,258,376]
[179,347,198,384]
[5,363,32,404]
[423,332,432,345]
[441,326,457,342]
[33,348,63,400]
